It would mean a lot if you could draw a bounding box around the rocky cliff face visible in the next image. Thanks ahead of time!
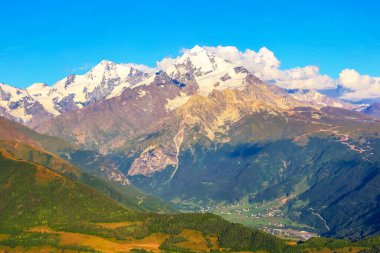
[120,85,380,178]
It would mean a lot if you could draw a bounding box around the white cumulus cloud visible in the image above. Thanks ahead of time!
[191,45,336,90]
[339,69,380,101]
[204,46,282,81]
[156,57,178,71]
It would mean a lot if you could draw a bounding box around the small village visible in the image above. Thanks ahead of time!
[203,200,319,241]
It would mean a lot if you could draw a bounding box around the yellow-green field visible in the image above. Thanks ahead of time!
[0,225,256,253]
[0,224,374,253]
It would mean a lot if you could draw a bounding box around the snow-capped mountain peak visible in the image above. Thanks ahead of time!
[187,45,204,53]
[0,82,52,123]
[26,82,48,90]
[0,60,155,124]
[52,60,154,106]
[164,46,250,95]
[0,46,371,127]
[0,82,27,101]
[84,60,126,79]
[26,83,52,98]
[175,45,231,74]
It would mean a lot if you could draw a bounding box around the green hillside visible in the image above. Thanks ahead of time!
[0,140,79,178]
[0,140,174,213]
[0,116,75,154]
[65,149,176,212]
[0,149,288,252]
[0,150,130,231]
[0,115,174,213]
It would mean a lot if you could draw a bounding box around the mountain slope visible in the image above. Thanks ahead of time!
[0,142,174,213]
[0,149,130,231]
[0,140,79,178]
[0,117,174,212]
[0,115,129,186]
[0,148,292,253]
[0,116,75,154]
[36,71,197,152]
[124,101,380,237]
[121,84,380,177]
[364,103,380,118]
[0,147,378,252]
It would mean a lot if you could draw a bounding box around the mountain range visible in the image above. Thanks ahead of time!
[4,111,376,253]
[1,45,380,247]
[0,46,375,128]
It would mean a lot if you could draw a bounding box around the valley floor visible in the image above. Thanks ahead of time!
[209,197,318,241]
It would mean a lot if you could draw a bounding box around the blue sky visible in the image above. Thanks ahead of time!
[1,0,379,88]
